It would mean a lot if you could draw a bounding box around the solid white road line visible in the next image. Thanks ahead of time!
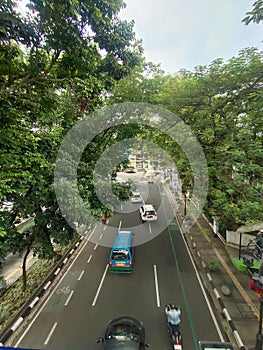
[92,264,109,306]
[118,221,122,231]
[87,255,92,263]
[78,270,85,281]
[165,188,225,341]
[153,264,161,307]
[148,222,152,234]
[44,322,57,345]
[64,291,74,306]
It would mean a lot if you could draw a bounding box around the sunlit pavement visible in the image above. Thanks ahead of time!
[1,252,37,287]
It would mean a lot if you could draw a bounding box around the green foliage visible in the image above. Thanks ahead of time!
[0,0,143,279]
[206,261,220,272]
[242,0,263,24]
[112,182,133,202]
[0,255,60,330]
[155,48,263,231]
[0,0,262,275]
[108,61,165,103]
[110,48,263,232]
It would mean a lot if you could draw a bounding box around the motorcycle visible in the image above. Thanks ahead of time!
[165,304,183,350]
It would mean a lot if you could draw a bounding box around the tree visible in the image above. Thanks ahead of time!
[109,48,263,233]
[108,60,165,104]
[154,49,263,232]
[0,0,143,288]
[242,0,263,24]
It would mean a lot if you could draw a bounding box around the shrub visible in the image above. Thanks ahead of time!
[206,261,220,272]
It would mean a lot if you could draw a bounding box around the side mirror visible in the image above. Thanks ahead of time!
[97,337,104,343]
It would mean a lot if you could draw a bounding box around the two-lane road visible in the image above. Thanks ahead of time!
[15,182,223,350]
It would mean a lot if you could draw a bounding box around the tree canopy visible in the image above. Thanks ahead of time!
[0,0,262,283]
[0,0,142,279]
[109,48,263,232]
[242,0,263,24]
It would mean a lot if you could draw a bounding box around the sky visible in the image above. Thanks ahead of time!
[119,0,263,73]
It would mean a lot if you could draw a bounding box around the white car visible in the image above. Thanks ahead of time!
[148,176,154,184]
[0,199,13,212]
[131,192,142,203]
[139,204,157,222]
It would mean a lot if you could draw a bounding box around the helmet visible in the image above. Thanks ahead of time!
[170,303,181,311]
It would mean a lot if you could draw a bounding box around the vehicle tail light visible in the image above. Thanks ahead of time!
[143,214,147,217]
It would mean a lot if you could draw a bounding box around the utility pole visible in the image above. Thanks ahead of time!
[181,185,187,216]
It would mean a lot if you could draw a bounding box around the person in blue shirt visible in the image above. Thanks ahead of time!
[165,303,181,334]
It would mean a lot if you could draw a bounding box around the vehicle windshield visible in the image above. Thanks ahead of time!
[145,210,155,215]
[107,324,140,343]
[111,250,129,260]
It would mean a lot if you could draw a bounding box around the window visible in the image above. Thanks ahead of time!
[111,249,129,260]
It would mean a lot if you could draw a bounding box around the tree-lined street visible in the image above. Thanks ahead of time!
[0,1,262,349]
[14,181,222,350]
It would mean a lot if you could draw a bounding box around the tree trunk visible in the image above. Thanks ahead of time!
[22,236,34,291]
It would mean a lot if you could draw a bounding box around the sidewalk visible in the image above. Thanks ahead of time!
[1,252,37,288]
[182,209,260,350]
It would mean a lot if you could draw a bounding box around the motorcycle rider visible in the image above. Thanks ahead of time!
[101,213,106,224]
[165,303,181,335]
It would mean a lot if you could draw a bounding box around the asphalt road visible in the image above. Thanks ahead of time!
[15,179,222,350]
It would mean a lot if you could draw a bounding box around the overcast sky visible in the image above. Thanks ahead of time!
[119,0,263,73]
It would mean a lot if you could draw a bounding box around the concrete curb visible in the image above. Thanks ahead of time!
[197,250,246,350]
[0,235,85,346]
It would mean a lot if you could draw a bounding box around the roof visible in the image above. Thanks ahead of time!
[113,231,133,249]
[142,204,155,210]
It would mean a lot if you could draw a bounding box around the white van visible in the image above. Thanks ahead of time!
[131,192,142,203]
